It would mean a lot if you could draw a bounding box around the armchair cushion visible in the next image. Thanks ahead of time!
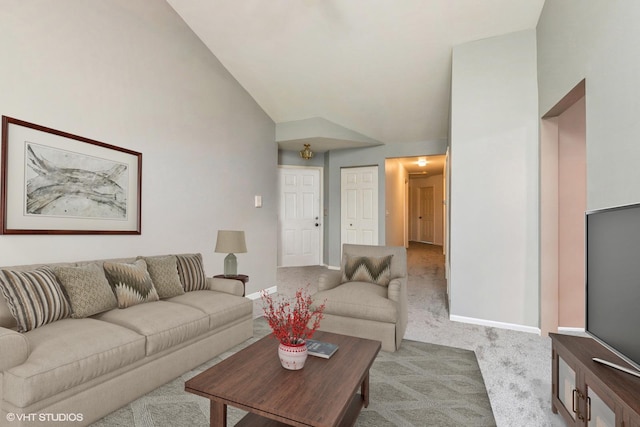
[341,254,393,286]
[315,281,398,323]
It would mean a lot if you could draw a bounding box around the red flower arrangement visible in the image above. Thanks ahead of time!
[261,288,326,346]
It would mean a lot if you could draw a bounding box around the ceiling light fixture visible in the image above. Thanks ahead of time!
[417,158,427,167]
[300,144,314,160]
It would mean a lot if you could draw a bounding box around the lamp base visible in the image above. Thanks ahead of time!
[224,253,237,277]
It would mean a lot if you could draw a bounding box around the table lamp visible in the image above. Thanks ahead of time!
[214,230,247,277]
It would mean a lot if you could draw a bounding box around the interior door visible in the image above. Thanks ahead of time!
[341,166,378,246]
[278,167,321,267]
[418,186,434,242]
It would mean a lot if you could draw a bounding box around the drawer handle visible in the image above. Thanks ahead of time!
[572,389,585,421]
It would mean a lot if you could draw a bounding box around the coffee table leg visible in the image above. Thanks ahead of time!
[210,400,227,427]
[362,372,370,408]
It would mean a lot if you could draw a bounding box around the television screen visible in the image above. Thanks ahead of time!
[586,203,640,371]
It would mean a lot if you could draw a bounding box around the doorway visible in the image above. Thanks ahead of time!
[540,80,586,335]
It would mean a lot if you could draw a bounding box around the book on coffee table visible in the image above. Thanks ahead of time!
[306,339,339,359]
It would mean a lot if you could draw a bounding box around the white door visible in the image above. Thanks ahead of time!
[341,166,378,246]
[278,167,322,267]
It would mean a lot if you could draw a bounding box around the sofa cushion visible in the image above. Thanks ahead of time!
[103,260,160,308]
[341,254,393,286]
[140,255,184,299]
[313,281,398,323]
[95,301,209,355]
[54,263,118,318]
[3,318,146,408]
[175,253,207,292]
[0,267,71,332]
[167,290,252,329]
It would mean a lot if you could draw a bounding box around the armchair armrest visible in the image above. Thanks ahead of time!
[318,270,342,291]
[207,277,244,297]
[0,327,29,371]
[387,277,406,304]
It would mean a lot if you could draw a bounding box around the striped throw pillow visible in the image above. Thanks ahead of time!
[0,267,71,332]
[342,254,394,287]
[175,253,207,292]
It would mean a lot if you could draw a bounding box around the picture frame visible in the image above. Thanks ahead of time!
[1,116,142,234]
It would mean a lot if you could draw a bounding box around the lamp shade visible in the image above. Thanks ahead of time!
[215,230,247,254]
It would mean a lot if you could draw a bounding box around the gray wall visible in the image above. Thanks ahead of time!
[450,30,540,330]
[0,0,277,295]
[538,0,640,210]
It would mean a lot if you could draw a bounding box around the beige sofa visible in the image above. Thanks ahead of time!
[311,244,407,352]
[0,254,253,427]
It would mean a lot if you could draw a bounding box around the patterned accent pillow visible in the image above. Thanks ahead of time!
[103,260,159,309]
[0,267,71,332]
[341,254,394,287]
[139,255,184,299]
[175,253,207,292]
[54,263,118,318]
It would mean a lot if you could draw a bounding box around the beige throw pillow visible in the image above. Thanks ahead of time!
[54,263,117,318]
[140,255,184,299]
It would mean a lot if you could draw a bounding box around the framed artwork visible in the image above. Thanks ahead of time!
[1,116,142,234]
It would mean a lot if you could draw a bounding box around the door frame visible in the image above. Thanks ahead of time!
[277,165,324,267]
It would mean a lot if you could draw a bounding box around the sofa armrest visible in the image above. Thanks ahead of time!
[207,277,244,297]
[0,327,29,371]
[318,270,342,291]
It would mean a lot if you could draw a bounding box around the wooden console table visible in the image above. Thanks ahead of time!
[550,333,640,426]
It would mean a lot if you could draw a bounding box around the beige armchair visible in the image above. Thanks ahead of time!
[311,244,407,352]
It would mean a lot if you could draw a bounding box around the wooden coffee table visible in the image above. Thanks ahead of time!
[185,331,381,427]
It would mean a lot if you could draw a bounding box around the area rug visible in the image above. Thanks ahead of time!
[91,319,495,427]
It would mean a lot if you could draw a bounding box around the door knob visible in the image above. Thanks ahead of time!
[315,223,320,227]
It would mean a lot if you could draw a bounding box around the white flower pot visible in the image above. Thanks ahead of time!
[278,342,308,370]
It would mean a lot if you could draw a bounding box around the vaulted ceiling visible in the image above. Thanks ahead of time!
[167,0,545,148]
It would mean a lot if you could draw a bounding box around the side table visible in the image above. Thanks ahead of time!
[213,274,248,296]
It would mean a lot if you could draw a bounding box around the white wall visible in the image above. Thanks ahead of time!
[450,30,540,330]
[538,0,640,211]
[0,1,277,295]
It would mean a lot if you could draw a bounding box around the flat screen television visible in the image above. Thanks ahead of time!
[586,202,640,375]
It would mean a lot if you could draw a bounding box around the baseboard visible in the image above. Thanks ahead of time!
[246,285,277,300]
[450,315,541,335]
[558,326,586,334]
[327,265,340,271]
